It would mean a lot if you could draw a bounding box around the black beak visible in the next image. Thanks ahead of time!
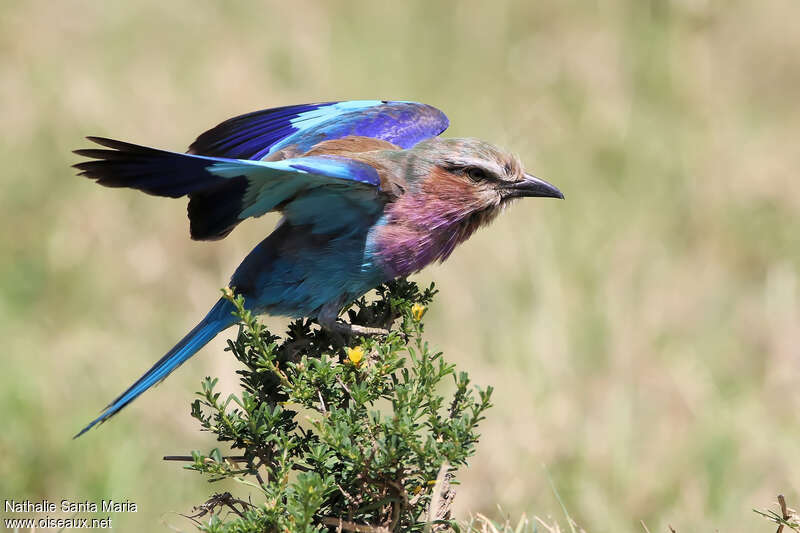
[505,174,564,199]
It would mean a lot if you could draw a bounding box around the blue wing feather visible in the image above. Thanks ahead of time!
[188,100,449,160]
[75,138,383,239]
[188,102,337,159]
[282,192,381,235]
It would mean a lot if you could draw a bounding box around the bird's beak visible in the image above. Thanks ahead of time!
[505,173,564,199]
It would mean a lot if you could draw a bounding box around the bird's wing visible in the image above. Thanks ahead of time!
[187,100,449,160]
[75,137,385,240]
[200,153,386,237]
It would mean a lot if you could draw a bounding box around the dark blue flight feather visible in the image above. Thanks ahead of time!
[188,100,449,160]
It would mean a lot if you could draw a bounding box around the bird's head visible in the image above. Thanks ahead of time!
[372,138,563,276]
[399,137,563,223]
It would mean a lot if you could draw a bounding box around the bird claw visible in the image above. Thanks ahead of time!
[349,324,390,336]
[329,321,389,338]
[317,302,390,342]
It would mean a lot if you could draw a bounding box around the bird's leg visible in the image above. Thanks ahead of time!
[317,300,390,338]
[344,323,391,336]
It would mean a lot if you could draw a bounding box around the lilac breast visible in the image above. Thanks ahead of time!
[368,196,476,278]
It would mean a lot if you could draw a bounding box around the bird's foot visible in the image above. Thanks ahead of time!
[341,323,390,337]
[318,300,390,339]
[323,319,389,338]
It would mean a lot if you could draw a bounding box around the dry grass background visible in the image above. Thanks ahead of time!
[1,0,799,531]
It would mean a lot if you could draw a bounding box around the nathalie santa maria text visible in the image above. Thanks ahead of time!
[5,499,137,513]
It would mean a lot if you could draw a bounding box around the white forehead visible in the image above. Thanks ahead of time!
[420,137,522,176]
[451,155,506,174]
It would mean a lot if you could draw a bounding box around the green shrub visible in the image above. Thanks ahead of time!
[180,280,493,532]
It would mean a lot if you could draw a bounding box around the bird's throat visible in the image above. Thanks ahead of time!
[371,196,500,278]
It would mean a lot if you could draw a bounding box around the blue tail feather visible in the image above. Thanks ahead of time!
[74,299,234,438]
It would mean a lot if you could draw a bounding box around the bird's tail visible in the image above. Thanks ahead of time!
[73,137,251,240]
[73,137,236,198]
[74,298,235,438]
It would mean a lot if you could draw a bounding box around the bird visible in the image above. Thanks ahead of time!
[73,100,563,437]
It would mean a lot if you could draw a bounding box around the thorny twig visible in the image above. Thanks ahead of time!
[163,455,246,462]
[182,492,254,525]
[318,389,328,414]
[425,462,455,533]
[754,494,800,533]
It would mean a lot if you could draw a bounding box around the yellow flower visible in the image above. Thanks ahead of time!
[346,346,364,367]
[411,303,426,321]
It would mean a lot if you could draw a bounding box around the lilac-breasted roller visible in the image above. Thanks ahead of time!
[73,100,563,437]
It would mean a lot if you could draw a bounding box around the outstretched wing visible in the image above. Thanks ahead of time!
[188,100,449,160]
[75,137,385,239]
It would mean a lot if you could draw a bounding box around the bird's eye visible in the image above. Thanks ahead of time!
[466,167,489,181]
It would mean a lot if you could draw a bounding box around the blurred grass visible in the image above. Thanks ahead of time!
[1,0,799,531]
